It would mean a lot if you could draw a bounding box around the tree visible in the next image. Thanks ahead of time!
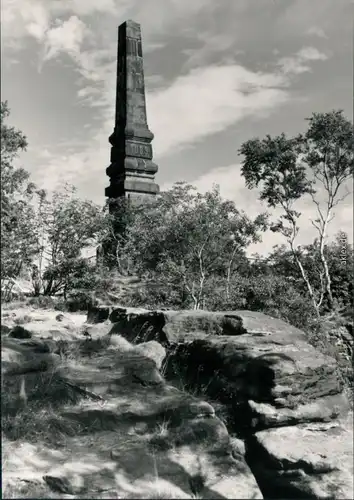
[0,102,111,300]
[303,111,353,309]
[239,110,353,316]
[111,182,268,310]
[266,235,353,313]
[325,232,353,313]
[1,101,41,286]
[36,184,108,296]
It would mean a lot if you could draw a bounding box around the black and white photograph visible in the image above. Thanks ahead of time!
[1,0,353,498]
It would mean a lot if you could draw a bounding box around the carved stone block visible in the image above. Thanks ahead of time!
[106,19,159,211]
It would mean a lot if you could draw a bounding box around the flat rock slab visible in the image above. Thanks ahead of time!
[90,306,349,428]
[1,307,86,342]
[3,305,351,499]
[4,430,262,498]
[57,350,165,394]
[2,337,60,376]
[2,302,263,498]
[3,387,262,499]
[90,306,307,344]
[175,335,344,404]
[247,393,350,430]
[247,413,354,499]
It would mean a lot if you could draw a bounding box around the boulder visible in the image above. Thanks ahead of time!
[104,308,349,428]
[8,339,51,354]
[56,350,164,398]
[104,308,308,345]
[81,321,112,340]
[246,414,354,499]
[107,334,132,351]
[86,305,112,324]
[3,305,351,499]
[14,322,79,341]
[2,337,60,376]
[44,473,85,495]
[133,340,166,370]
[103,307,352,498]
[8,325,32,339]
[247,392,350,430]
[163,334,347,430]
[173,416,230,450]
[1,325,12,335]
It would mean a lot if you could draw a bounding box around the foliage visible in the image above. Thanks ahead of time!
[0,101,42,281]
[1,102,110,299]
[239,110,353,316]
[203,270,316,330]
[1,101,28,197]
[107,183,268,309]
[1,102,352,391]
[307,313,353,395]
[33,183,108,296]
[267,233,353,312]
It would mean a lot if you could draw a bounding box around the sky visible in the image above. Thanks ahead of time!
[1,0,353,256]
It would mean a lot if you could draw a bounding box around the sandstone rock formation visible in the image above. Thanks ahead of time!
[86,304,353,499]
[2,305,352,498]
[2,306,262,499]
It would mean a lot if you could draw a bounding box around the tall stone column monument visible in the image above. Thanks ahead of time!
[105,20,159,206]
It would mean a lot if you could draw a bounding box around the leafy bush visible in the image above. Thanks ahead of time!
[27,296,58,309]
[306,313,353,393]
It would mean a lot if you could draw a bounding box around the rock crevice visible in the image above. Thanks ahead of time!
[2,305,352,499]
[87,305,353,499]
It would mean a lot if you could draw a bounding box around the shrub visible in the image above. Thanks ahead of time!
[307,313,353,398]
[27,295,57,309]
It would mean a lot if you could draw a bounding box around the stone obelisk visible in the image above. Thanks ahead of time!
[105,20,159,206]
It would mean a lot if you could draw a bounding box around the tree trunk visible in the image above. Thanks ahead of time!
[291,245,321,318]
[319,217,334,310]
[226,245,238,300]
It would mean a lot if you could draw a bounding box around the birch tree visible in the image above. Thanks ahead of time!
[239,110,353,316]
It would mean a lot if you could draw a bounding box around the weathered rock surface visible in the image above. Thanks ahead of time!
[8,325,33,339]
[246,414,354,499]
[2,337,60,376]
[88,305,307,343]
[100,306,353,499]
[2,305,262,498]
[133,340,167,370]
[168,336,347,427]
[2,308,86,342]
[2,305,352,499]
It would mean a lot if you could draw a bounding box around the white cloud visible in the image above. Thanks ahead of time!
[62,39,328,161]
[174,163,353,256]
[307,26,327,38]
[183,32,240,69]
[27,43,327,192]
[1,0,208,50]
[130,0,212,36]
[1,2,334,196]
[1,0,127,50]
[148,64,288,157]
[278,46,328,75]
[43,16,87,61]
[32,151,88,192]
[38,148,52,159]
[62,0,118,16]
[24,4,50,41]
[1,0,50,41]
[297,46,328,61]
